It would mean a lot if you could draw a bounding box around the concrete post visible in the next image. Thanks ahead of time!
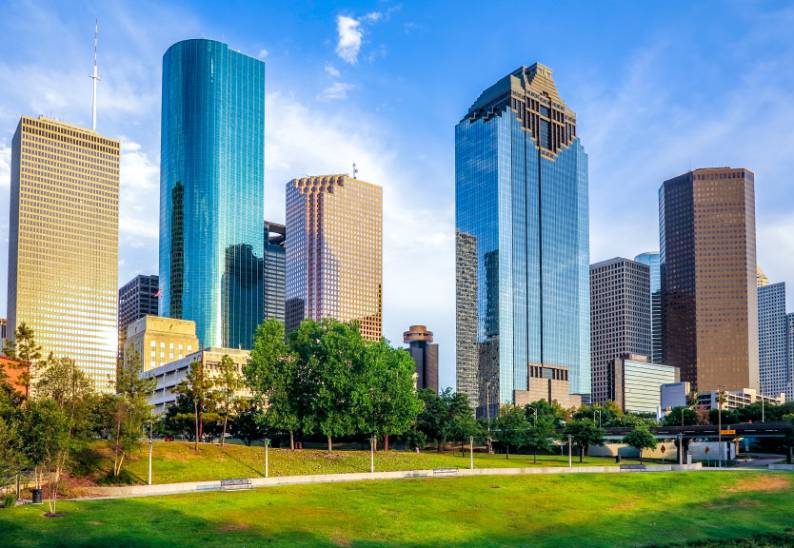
[567,435,573,469]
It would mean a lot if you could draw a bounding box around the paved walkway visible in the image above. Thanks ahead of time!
[75,463,704,500]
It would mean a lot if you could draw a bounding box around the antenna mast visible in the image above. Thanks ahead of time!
[352,162,358,179]
[90,19,100,131]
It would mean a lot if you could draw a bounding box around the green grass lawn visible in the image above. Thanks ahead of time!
[79,440,644,485]
[1,471,792,547]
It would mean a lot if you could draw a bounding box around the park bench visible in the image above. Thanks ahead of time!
[433,468,459,477]
[619,464,647,471]
[220,478,253,491]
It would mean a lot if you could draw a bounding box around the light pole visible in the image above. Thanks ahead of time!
[567,434,573,469]
[147,421,153,486]
[370,434,375,474]
[717,388,727,468]
[528,406,537,427]
[677,433,683,465]
[761,395,765,423]
[470,436,474,470]
[264,438,270,478]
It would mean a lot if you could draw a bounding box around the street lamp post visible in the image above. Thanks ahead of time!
[264,438,270,478]
[567,434,573,469]
[370,435,375,474]
[717,388,727,468]
[470,436,474,470]
[147,421,153,486]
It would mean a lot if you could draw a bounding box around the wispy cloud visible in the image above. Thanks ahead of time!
[336,15,363,64]
[319,81,355,100]
[257,48,269,60]
[324,63,341,78]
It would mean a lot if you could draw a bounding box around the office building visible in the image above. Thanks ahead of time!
[159,39,265,350]
[607,353,679,414]
[758,282,791,399]
[634,252,663,363]
[659,167,759,393]
[660,381,691,411]
[513,364,582,409]
[264,221,286,322]
[789,314,794,400]
[124,315,199,371]
[590,258,651,404]
[285,174,382,341]
[0,318,7,341]
[118,274,159,360]
[697,387,784,411]
[7,116,119,392]
[141,347,251,414]
[455,63,590,416]
[403,325,439,393]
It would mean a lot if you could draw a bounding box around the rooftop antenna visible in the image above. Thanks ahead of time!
[90,19,100,131]
[352,162,358,179]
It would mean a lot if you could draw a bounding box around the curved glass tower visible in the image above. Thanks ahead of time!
[160,39,265,349]
[455,63,590,415]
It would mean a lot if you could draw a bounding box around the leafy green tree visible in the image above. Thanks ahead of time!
[574,401,622,427]
[173,359,215,450]
[245,320,300,449]
[354,341,422,449]
[161,394,199,440]
[103,350,154,477]
[494,405,529,459]
[2,322,43,400]
[563,418,605,463]
[525,399,570,427]
[33,356,95,515]
[623,426,657,463]
[216,355,243,448]
[415,388,474,451]
[525,416,555,463]
[662,407,698,426]
[291,319,361,452]
[230,400,267,446]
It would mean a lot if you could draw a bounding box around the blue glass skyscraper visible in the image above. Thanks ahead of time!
[634,251,663,363]
[455,64,590,415]
[159,39,265,349]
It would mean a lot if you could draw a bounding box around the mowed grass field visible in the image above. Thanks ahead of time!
[1,471,793,547]
[79,441,643,485]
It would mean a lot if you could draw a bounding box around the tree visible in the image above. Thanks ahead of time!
[245,319,300,450]
[216,355,243,448]
[354,341,422,450]
[33,356,95,515]
[563,418,604,463]
[525,416,555,464]
[291,319,361,452]
[662,407,698,426]
[415,388,475,451]
[173,359,215,450]
[623,426,657,463]
[229,400,267,446]
[2,322,43,400]
[494,405,529,459]
[104,350,154,477]
[525,399,570,427]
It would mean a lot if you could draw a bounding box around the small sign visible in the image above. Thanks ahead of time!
[720,429,736,435]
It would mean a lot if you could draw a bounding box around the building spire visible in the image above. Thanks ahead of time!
[90,19,100,131]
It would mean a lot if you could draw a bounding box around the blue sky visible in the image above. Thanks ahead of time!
[2,0,794,390]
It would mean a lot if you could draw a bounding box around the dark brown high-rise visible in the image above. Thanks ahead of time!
[404,325,439,393]
[659,167,759,393]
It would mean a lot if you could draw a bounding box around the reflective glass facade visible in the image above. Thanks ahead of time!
[758,282,790,399]
[264,221,286,322]
[160,39,265,350]
[455,64,590,414]
[634,251,663,363]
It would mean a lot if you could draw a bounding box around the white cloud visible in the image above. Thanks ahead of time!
[0,145,10,188]
[336,15,364,64]
[257,49,269,60]
[362,12,383,23]
[319,81,355,100]
[119,138,159,241]
[324,63,341,78]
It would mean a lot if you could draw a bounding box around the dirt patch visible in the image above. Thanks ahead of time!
[726,475,791,493]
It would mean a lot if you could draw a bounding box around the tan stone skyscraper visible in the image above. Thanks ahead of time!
[660,167,759,393]
[7,116,119,392]
[285,174,382,341]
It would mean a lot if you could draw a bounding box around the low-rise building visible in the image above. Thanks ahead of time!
[514,363,582,409]
[608,353,679,414]
[141,347,251,415]
[403,324,439,393]
[697,387,785,411]
[660,381,692,411]
[125,315,199,371]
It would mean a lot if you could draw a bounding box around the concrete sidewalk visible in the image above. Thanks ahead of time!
[77,463,704,500]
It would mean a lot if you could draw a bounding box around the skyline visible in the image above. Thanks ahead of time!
[2,1,794,392]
